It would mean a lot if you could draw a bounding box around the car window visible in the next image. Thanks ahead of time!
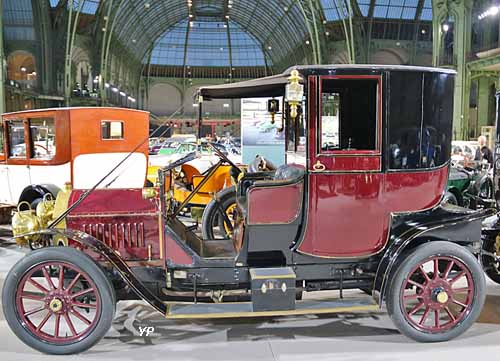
[8,120,26,158]
[101,121,124,140]
[29,118,56,160]
[0,122,3,154]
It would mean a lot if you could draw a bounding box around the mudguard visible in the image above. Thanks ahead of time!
[373,205,495,306]
[18,184,61,205]
[23,228,167,314]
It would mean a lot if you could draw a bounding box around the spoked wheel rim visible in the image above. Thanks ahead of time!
[222,203,237,236]
[15,261,101,344]
[400,256,474,333]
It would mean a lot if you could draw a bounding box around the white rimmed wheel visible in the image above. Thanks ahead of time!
[2,247,116,354]
[387,241,485,342]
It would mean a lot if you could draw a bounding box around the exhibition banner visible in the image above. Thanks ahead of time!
[240,97,285,166]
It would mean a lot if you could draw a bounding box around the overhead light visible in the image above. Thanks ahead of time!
[119,91,126,96]
[223,103,230,108]
[193,103,199,107]
[479,5,500,19]
[225,15,229,19]
[325,31,330,36]
[268,46,272,50]
[128,96,136,102]
[144,3,150,9]
[189,14,193,18]
[105,83,110,88]
[442,23,450,32]
[190,21,194,27]
[112,87,119,93]
[305,40,310,45]
[31,71,37,76]
[20,67,27,72]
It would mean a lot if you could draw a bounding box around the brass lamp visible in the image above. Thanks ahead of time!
[286,70,304,120]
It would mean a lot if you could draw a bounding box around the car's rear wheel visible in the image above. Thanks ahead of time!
[2,247,115,354]
[481,235,500,284]
[387,241,485,342]
[442,192,458,206]
[201,186,236,240]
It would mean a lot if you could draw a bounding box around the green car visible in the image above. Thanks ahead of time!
[444,165,493,209]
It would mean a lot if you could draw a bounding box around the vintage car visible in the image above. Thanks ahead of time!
[444,163,493,208]
[3,65,495,355]
[0,107,150,207]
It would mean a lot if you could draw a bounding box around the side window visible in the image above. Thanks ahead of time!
[320,78,378,152]
[8,120,26,158]
[29,118,56,160]
[388,72,423,170]
[101,121,124,140]
[389,72,453,170]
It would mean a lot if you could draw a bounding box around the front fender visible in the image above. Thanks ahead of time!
[373,205,495,306]
[19,228,167,314]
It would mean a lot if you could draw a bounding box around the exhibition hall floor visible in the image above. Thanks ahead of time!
[2,244,500,361]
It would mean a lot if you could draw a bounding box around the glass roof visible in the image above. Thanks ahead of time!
[320,0,432,22]
[69,0,101,15]
[150,20,268,68]
[110,0,309,71]
[50,0,60,7]
[3,0,35,41]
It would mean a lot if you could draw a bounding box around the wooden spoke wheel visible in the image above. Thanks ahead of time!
[387,242,485,342]
[2,247,115,355]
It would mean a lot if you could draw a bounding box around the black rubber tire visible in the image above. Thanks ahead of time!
[481,236,500,284]
[201,186,236,240]
[442,192,458,206]
[386,241,485,343]
[2,247,116,355]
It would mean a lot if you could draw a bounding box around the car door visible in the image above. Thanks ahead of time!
[296,74,386,258]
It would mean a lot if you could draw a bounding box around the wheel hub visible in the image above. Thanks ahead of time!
[48,298,63,313]
[433,288,449,304]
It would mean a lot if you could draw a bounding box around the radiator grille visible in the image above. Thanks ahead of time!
[81,222,145,249]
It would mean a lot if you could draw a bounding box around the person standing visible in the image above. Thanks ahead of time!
[475,135,493,164]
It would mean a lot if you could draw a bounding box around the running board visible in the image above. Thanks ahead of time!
[165,297,378,319]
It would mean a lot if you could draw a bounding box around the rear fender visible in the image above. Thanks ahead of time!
[31,228,167,314]
[373,206,494,306]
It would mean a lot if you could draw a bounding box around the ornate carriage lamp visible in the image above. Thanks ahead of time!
[285,69,304,120]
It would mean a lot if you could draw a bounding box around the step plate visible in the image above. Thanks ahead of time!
[165,297,378,319]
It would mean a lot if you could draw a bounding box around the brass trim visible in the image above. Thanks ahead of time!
[165,304,378,319]
[312,160,326,171]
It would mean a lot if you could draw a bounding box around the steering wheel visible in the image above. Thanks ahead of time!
[206,142,239,169]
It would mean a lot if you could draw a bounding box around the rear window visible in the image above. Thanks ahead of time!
[30,117,56,160]
[101,121,124,140]
[8,120,25,158]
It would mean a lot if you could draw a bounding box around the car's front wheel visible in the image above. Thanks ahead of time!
[2,247,115,354]
[387,241,485,342]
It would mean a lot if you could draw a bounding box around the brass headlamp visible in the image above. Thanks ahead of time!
[286,69,304,120]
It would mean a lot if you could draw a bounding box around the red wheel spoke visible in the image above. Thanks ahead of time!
[450,270,466,284]
[403,293,421,300]
[408,279,425,289]
[71,287,94,299]
[419,307,431,325]
[58,265,65,290]
[434,310,440,328]
[27,278,50,294]
[21,291,45,301]
[453,287,472,294]
[36,312,52,331]
[73,301,97,309]
[24,306,46,317]
[63,313,77,336]
[54,314,61,338]
[65,273,81,292]
[443,260,455,279]
[444,306,456,322]
[70,308,92,325]
[41,267,56,290]
[408,302,425,316]
[452,298,468,309]
[433,258,439,279]
[418,266,431,282]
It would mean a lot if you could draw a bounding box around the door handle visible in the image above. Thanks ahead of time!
[313,160,326,171]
